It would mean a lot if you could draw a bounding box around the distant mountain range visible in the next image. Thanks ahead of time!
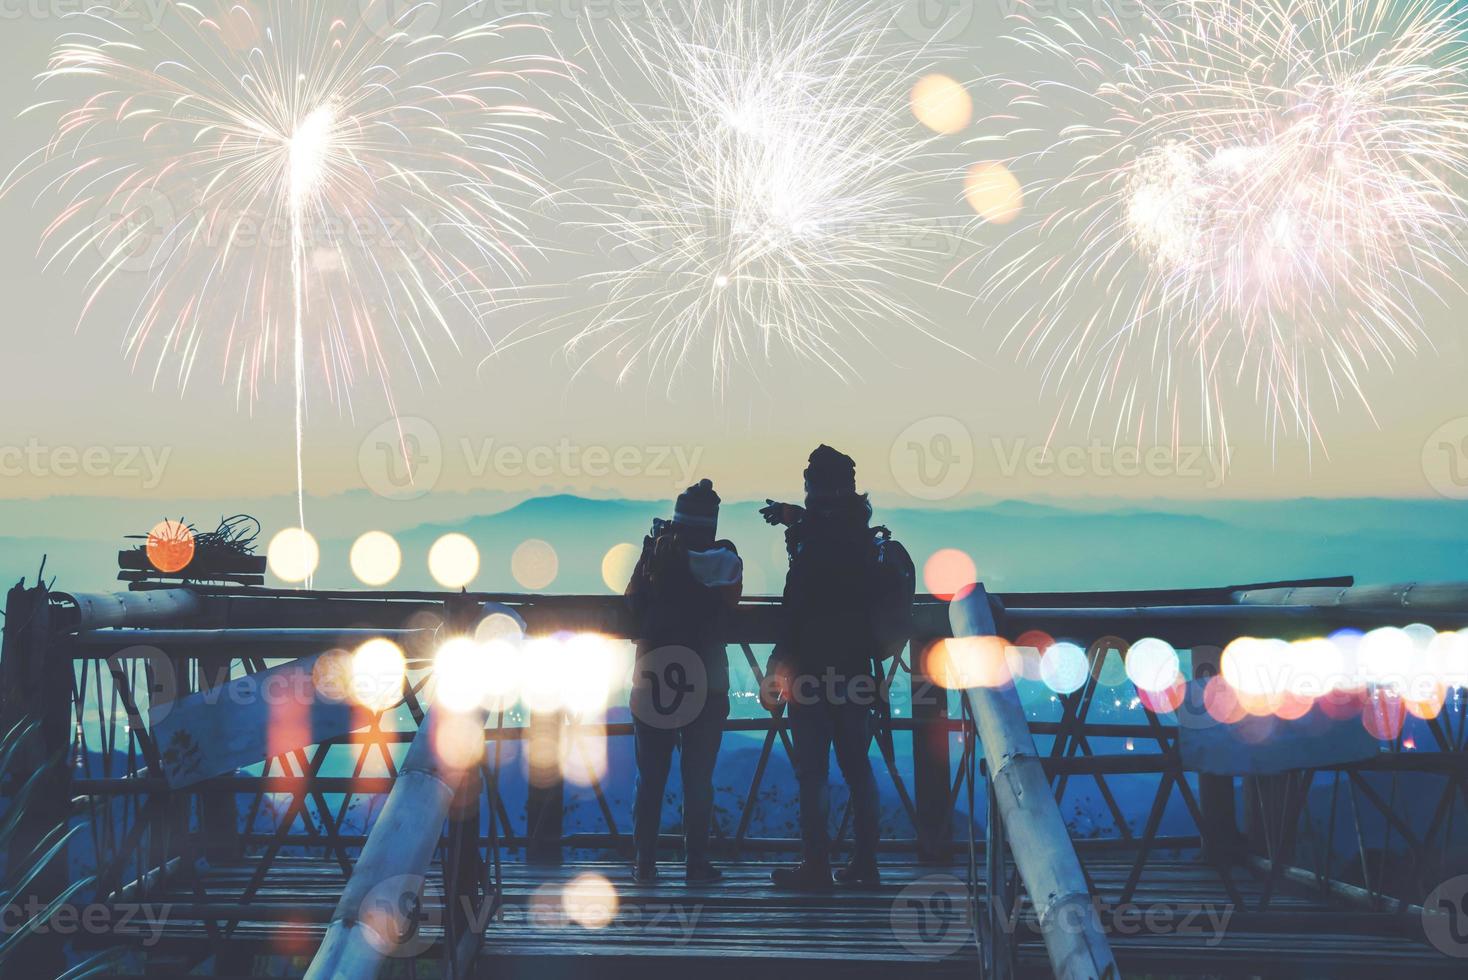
[4,491,1465,595]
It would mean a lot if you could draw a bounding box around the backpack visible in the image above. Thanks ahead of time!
[868,525,916,662]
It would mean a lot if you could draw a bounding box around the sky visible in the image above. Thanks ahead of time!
[0,0,1465,516]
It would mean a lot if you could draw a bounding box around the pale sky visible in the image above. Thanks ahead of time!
[0,1,1464,508]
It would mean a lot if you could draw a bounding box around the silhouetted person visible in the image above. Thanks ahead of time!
[627,479,742,883]
[763,446,890,891]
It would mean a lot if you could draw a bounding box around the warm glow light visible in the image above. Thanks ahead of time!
[433,710,486,769]
[910,73,973,134]
[1362,689,1406,741]
[562,634,627,716]
[964,162,1024,224]
[146,519,196,574]
[476,611,526,645]
[924,548,977,601]
[350,638,406,712]
[1222,637,1288,696]
[1359,627,1413,688]
[350,531,402,587]
[434,637,488,713]
[512,539,560,591]
[1203,676,1246,724]
[563,872,619,929]
[601,542,640,593]
[429,533,480,589]
[479,639,524,713]
[521,636,569,713]
[268,527,319,584]
[933,636,1012,689]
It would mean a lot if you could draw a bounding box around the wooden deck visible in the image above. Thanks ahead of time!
[102,854,1459,978]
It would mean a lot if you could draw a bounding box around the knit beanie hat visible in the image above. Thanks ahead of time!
[803,445,858,503]
[674,479,720,532]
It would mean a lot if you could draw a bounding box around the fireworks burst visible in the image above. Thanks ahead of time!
[976,0,1468,457]
[563,0,963,393]
[7,0,564,526]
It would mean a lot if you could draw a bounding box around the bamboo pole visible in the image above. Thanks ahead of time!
[304,706,485,980]
[951,586,1119,980]
[57,588,201,630]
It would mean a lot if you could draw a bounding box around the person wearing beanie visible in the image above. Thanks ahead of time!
[626,479,743,884]
[763,446,883,891]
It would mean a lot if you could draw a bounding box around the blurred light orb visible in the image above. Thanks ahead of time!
[476,610,527,645]
[1040,641,1088,695]
[1125,637,1180,693]
[434,637,487,713]
[268,527,320,584]
[1094,640,1129,687]
[933,635,1011,689]
[479,639,525,712]
[433,710,486,769]
[924,548,977,601]
[1203,676,1246,724]
[1359,627,1413,688]
[562,634,624,716]
[964,162,1024,224]
[521,636,569,713]
[601,542,641,593]
[311,649,353,704]
[350,638,407,712]
[512,539,559,591]
[429,533,480,589]
[1286,637,1341,698]
[146,519,196,574]
[350,531,402,587]
[910,73,972,135]
[563,872,619,929]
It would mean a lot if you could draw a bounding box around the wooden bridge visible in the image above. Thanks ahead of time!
[3,576,1467,978]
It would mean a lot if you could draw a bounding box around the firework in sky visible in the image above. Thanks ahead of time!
[7,0,564,527]
[976,0,1468,457]
[563,0,963,393]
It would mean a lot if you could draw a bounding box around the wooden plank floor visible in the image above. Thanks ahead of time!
[116,855,1459,978]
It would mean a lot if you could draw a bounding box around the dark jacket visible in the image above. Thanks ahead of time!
[626,537,743,694]
[776,515,882,678]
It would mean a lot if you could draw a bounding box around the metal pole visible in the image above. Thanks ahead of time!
[950,586,1119,980]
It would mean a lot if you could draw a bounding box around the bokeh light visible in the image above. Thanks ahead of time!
[1039,641,1088,695]
[267,527,320,584]
[601,542,640,593]
[964,162,1024,224]
[429,533,480,589]
[924,548,977,601]
[562,634,628,716]
[350,638,407,712]
[1362,688,1406,741]
[931,635,1012,689]
[146,519,195,574]
[434,637,487,713]
[910,73,973,134]
[521,635,569,714]
[1125,637,1180,693]
[1203,675,1246,724]
[350,530,402,587]
[433,710,486,770]
[563,872,619,929]
[512,539,559,591]
[476,610,527,645]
